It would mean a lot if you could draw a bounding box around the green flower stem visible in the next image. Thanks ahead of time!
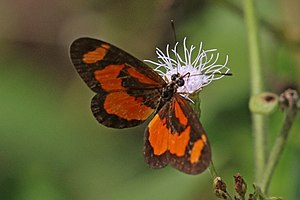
[252,114,266,182]
[215,0,299,49]
[261,90,299,194]
[244,0,266,183]
[208,161,218,179]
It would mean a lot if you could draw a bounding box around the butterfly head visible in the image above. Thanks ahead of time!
[161,72,189,101]
[170,73,186,87]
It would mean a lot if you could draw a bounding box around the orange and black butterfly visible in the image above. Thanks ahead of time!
[70,37,211,174]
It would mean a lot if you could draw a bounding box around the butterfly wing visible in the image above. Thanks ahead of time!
[70,37,166,128]
[144,94,211,174]
[143,101,170,169]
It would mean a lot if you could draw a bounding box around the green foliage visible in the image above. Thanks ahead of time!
[0,0,299,200]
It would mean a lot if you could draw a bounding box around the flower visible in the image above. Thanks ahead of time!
[145,37,230,99]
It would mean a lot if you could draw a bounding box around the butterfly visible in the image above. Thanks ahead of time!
[69,37,211,175]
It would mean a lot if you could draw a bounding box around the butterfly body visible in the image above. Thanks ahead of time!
[70,37,211,174]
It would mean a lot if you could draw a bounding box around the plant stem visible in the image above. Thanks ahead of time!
[214,0,300,49]
[261,90,299,194]
[252,114,266,182]
[208,160,218,179]
[244,0,265,183]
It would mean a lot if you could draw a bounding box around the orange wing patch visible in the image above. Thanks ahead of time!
[173,99,188,126]
[148,115,169,155]
[168,126,190,157]
[94,64,125,91]
[104,92,154,121]
[190,139,205,163]
[127,67,160,85]
[148,114,191,157]
[189,134,207,163]
[83,44,110,64]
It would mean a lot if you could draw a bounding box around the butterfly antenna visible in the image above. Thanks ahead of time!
[171,20,177,44]
[190,72,233,77]
[171,20,181,74]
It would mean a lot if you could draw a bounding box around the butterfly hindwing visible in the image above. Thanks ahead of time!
[144,94,211,174]
[144,101,171,169]
[70,37,166,128]
[169,94,211,174]
[91,89,162,128]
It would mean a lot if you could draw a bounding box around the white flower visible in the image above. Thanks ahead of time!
[145,37,230,99]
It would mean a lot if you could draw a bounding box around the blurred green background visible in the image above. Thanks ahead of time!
[0,0,299,199]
